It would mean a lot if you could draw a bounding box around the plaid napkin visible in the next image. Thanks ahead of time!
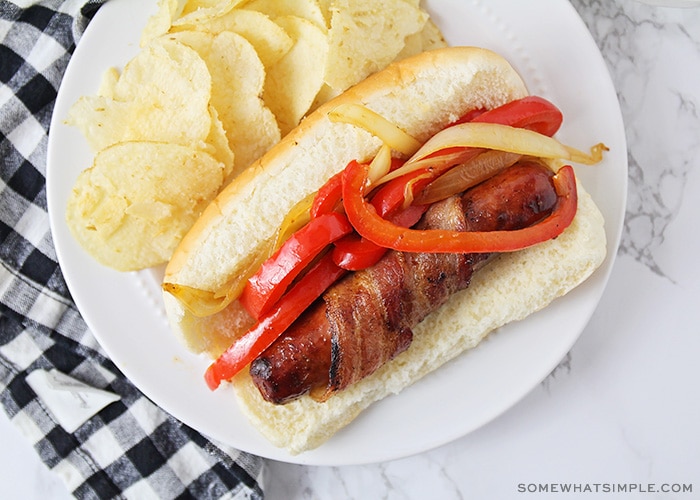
[0,2,264,498]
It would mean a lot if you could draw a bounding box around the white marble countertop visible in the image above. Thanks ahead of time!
[2,0,699,498]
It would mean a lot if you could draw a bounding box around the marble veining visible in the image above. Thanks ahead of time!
[575,0,700,282]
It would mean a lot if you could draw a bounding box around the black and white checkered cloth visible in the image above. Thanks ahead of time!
[0,2,265,498]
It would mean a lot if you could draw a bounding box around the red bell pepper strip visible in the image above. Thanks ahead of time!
[310,171,344,218]
[331,234,387,270]
[369,97,562,216]
[451,107,487,125]
[450,96,563,136]
[471,96,563,137]
[332,203,427,270]
[370,167,433,217]
[341,160,578,254]
[239,211,352,319]
[205,253,347,390]
[311,158,406,219]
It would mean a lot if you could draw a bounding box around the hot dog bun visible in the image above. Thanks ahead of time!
[162,46,607,454]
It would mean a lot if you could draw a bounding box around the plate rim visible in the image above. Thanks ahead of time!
[46,0,627,465]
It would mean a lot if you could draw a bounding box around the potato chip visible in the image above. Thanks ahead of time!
[415,18,448,51]
[181,0,238,14]
[65,97,131,151]
[66,39,212,151]
[65,0,447,272]
[419,19,447,51]
[140,0,185,46]
[264,15,328,135]
[66,141,226,271]
[316,0,332,27]
[205,105,235,178]
[172,0,244,27]
[307,83,341,114]
[96,67,120,98]
[243,0,327,30]
[395,19,448,61]
[171,8,294,68]
[166,30,280,176]
[396,30,423,62]
[324,0,428,91]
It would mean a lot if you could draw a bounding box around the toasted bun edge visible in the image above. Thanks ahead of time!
[163,46,530,351]
[232,182,606,455]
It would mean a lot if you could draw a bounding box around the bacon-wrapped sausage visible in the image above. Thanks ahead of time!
[250,160,559,404]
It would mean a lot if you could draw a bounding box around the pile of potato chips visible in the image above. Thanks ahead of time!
[65,0,446,271]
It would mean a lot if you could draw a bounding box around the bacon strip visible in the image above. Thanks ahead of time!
[250,161,558,404]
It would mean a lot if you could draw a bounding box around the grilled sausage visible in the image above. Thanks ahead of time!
[250,161,558,404]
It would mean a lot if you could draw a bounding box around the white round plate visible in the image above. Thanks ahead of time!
[47,0,627,465]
